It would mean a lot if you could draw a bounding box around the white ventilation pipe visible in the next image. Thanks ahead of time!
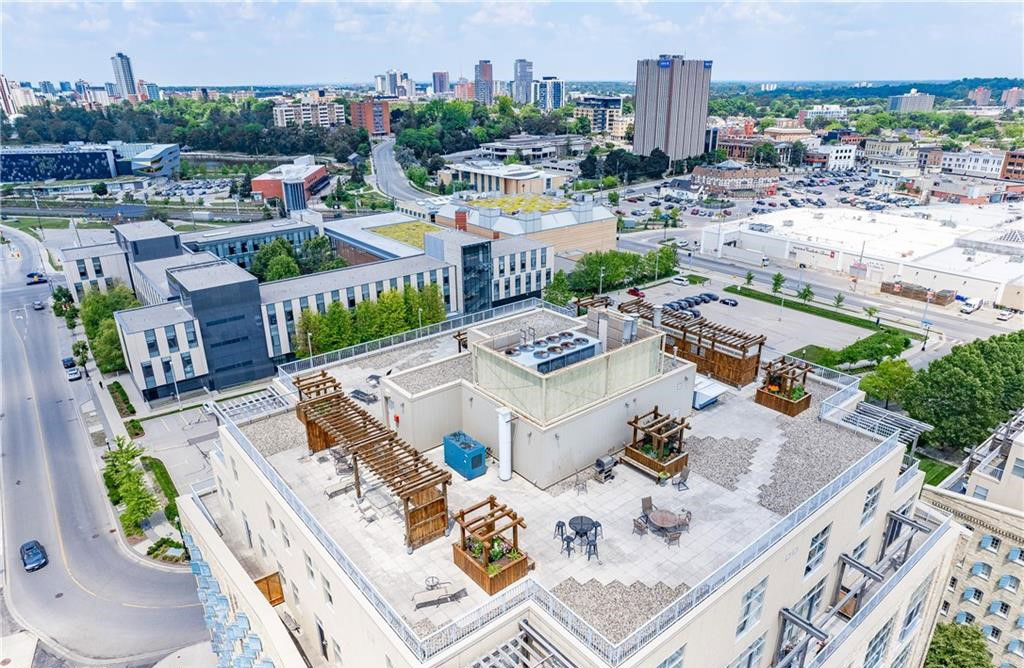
[497,407,513,481]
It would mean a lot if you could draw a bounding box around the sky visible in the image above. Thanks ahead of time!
[3,1,1022,86]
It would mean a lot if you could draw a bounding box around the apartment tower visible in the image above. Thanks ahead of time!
[633,55,712,160]
[513,59,533,105]
[431,71,449,96]
[110,52,137,98]
[474,59,493,106]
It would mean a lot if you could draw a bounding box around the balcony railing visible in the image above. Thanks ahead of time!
[807,516,952,667]
[896,455,920,491]
[212,397,905,665]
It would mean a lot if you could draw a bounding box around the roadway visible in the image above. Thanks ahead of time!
[0,232,206,664]
[617,229,1010,346]
[371,138,431,202]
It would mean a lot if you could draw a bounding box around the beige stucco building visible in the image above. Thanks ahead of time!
[179,302,959,668]
[438,161,567,195]
[920,408,1024,667]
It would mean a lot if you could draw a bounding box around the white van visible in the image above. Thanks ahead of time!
[960,298,982,314]
[672,276,689,286]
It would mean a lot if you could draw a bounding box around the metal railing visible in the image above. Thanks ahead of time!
[896,456,920,491]
[807,516,952,667]
[275,298,577,389]
[212,397,906,665]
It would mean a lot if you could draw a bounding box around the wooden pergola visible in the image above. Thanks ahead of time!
[627,406,690,462]
[760,356,810,395]
[574,295,612,316]
[452,495,529,595]
[294,372,452,552]
[618,298,766,386]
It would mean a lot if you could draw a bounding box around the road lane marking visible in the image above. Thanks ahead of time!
[4,309,200,610]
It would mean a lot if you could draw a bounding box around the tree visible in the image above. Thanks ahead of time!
[406,165,428,188]
[64,304,79,330]
[863,305,879,321]
[72,340,90,367]
[376,291,408,335]
[298,235,345,274]
[119,467,158,535]
[902,331,1024,450]
[859,358,914,409]
[322,301,353,351]
[832,292,845,310]
[544,270,573,306]
[419,284,445,324]
[752,143,779,166]
[264,254,300,281]
[51,285,73,315]
[757,116,777,132]
[607,191,620,206]
[352,299,381,343]
[578,154,599,179]
[924,623,990,668]
[643,148,670,178]
[93,319,127,372]
[250,238,296,281]
[797,284,814,303]
[92,182,108,196]
[239,173,253,199]
[293,309,324,358]
[771,272,785,294]
[788,141,807,167]
[744,270,755,286]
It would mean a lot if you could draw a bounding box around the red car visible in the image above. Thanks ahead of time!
[627,287,645,298]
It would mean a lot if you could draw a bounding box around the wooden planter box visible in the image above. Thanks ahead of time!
[755,387,811,417]
[622,446,689,479]
[452,544,529,596]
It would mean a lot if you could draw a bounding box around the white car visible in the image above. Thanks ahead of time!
[66,367,82,381]
[997,310,1014,321]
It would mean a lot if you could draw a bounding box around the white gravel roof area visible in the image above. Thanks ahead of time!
[473,309,582,338]
[388,354,473,395]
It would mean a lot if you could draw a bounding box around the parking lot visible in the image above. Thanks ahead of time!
[612,273,868,355]
[149,177,235,202]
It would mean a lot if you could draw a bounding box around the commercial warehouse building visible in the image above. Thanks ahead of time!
[0,141,180,183]
[478,134,590,164]
[178,299,956,668]
[702,208,1024,310]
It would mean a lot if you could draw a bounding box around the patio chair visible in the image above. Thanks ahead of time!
[665,531,682,548]
[561,535,575,558]
[678,510,692,533]
[673,467,690,491]
[641,496,654,520]
[574,471,588,496]
[632,518,648,536]
[554,520,566,540]
[585,536,599,561]
[591,521,603,539]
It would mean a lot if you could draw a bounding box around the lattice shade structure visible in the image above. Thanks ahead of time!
[755,356,812,417]
[294,372,452,552]
[453,495,529,595]
[574,295,612,316]
[622,406,690,478]
[618,298,766,386]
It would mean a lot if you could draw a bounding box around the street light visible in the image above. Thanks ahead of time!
[307,331,314,358]
[920,289,933,352]
[598,266,606,295]
[418,306,423,329]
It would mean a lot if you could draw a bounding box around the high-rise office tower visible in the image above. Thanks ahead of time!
[0,75,17,116]
[374,74,386,95]
[38,81,57,95]
[513,59,533,104]
[74,79,89,95]
[385,70,399,96]
[633,55,712,160]
[110,52,137,97]
[59,81,72,92]
[474,59,493,106]
[432,71,449,96]
[104,82,119,97]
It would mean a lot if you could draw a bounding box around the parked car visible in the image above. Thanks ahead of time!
[685,308,702,318]
[671,276,688,286]
[67,367,82,381]
[25,271,44,279]
[626,287,646,298]
[62,356,75,369]
[701,292,719,301]
[997,310,1014,321]
[690,208,700,215]
[720,298,739,306]
[20,540,48,572]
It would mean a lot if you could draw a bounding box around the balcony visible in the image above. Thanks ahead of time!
[774,508,952,668]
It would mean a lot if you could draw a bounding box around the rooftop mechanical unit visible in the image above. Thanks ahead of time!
[501,331,603,375]
[748,223,775,233]
[443,431,487,480]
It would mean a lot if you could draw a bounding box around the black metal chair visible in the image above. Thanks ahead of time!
[561,535,575,558]
[585,536,599,561]
[591,520,603,539]
[554,520,566,540]
[632,518,648,536]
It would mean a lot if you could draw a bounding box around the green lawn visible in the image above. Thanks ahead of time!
[683,273,708,285]
[914,454,957,486]
[789,344,834,365]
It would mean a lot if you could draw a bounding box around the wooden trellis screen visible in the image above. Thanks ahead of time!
[574,295,612,316]
[294,372,452,551]
[760,356,810,395]
[618,298,766,386]
[627,406,690,461]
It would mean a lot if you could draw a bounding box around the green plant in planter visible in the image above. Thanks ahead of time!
[470,540,483,558]
[486,563,501,576]
[790,385,806,401]
[507,549,521,561]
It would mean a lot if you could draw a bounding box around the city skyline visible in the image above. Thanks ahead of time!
[2,1,1021,86]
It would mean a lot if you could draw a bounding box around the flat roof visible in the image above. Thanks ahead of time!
[322,212,430,260]
[133,251,221,300]
[490,236,550,255]
[114,301,194,333]
[912,246,1024,284]
[253,163,323,181]
[235,356,876,645]
[180,219,316,245]
[424,228,489,248]
[167,260,254,292]
[131,144,177,161]
[449,160,559,180]
[257,255,448,304]
[112,220,178,242]
[61,242,123,262]
[481,133,584,148]
[436,198,615,236]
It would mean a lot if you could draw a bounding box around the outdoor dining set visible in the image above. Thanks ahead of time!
[633,496,692,547]
[553,515,603,561]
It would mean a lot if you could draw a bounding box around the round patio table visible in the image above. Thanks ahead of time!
[568,515,595,543]
[647,509,680,532]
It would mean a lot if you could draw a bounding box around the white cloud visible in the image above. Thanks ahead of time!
[76,16,111,31]
[467,2,537,26]
[189,30,209,42]
[835,28,878,40]
[616,0,681,35]
[333,16,366,33]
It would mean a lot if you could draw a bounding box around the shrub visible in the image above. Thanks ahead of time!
[142,456,180,526]
[120,512,144,536]
[102,468,122,505]
[108,381,136,417]
[125,419,144,437]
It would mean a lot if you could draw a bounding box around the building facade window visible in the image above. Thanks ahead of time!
[1012,457,1024,478]
[76,259,88,280]
[805,525,831,576]
[736,578,768,636]
[861,481,882,525]
[91,257,104,277]
[181,351,194,378]
[727,635,764,668]
[184,320,198,348]
[980,535,1001,552]
[998,574,1020,592]
[853,538,869,562]
[144,329,159,357]
[656,646,685,668]
[141,361,156,389]
[970,562,992,579]
[322,575,334,606]
[972,485,989,500]
[863,618,893,668]
[164,325,179,353]
[316,293,326,314]
[899,576,932,641]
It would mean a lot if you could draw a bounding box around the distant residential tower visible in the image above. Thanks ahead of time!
[633,55,713,160]
[110,52,137,98]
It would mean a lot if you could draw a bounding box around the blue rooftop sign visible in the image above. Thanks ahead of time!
[658,58,672,68]
[704,60,713,69]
